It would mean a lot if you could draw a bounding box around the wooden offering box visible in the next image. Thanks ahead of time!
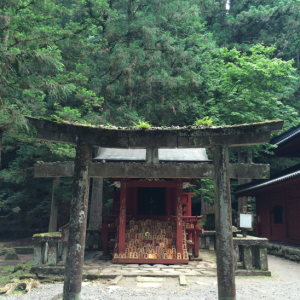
[112,219,190,264]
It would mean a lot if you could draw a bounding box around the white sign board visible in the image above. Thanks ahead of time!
[240,214,252,228]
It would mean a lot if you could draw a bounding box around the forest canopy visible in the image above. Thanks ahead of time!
[1,0,300,229]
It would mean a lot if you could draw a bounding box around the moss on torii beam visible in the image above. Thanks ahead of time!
[25,116,284,148]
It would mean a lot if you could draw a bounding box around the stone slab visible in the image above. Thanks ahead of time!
[235,270,271,277]
[136,276,165,282]
[87,269,100,275]
[179,275,187,286]
[182,271,202,276]
[125,264,140,268]
[201,271,217,277]
[110,275,123,285]
[140,264,152,267]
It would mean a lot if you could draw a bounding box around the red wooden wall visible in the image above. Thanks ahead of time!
[256,179,300,245]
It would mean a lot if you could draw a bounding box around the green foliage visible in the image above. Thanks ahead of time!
[5,248,19,260]
[193,117,213,126]
[133,120,152,129]
[1,0,300,227]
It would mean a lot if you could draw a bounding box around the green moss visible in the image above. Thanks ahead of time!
[0,275,11,284]
[133,120,152,129]
[14,246,34,254]
[33,232,61,238]
[24,260,33,267]
[0,265,14,272]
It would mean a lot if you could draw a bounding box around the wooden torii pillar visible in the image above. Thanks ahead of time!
[27,116,283,300]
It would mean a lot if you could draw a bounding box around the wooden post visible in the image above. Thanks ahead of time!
[213,145,236,300]
[176,180,183,257]
[119,179,127,254]
[63,141,91,300]
[48,177,60,232]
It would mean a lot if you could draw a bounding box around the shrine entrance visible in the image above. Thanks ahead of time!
[28,116,283,300]
[137,187,166,216]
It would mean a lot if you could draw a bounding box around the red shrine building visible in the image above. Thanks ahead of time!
[95,148,209,264]
[236,125,300,245]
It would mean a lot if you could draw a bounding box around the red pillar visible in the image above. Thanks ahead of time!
[119,180,127,254]
[176,180,183,257]
[187,194,193,241]
[194,229,199,257]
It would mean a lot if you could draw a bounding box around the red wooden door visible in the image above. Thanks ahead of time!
[270,200,286,241]
[257,197,271,238]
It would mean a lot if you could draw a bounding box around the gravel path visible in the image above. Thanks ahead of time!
[3,255,300,300]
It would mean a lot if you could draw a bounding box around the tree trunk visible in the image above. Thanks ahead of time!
[88,177,103,230]
[63,141,91,300]
[246,148,253,205]
[48,177,60,232]
[237,149,247,213]
[89,148,103,230]
[213,145,236,299]
[0,130,2,170]
[0,15,10,50]
[200,180,213,215]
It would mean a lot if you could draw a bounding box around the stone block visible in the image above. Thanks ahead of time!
[253,247,268,271]
[179,275,187,286]
[242,246,253,270]
[48,242,58,266]
[110,275,123,285]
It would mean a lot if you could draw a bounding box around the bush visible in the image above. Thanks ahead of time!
[5,248,19,260]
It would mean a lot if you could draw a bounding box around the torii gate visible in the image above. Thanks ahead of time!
[26,116,283,300]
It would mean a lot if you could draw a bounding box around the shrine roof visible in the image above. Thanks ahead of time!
[270,123,300,146]
[234,163,300,196]
[269,123,300,157]
[93,148,209,162]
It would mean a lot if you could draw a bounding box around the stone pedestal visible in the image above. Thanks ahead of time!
[242,246,253,270]
[254,247,268,271]
[48,242,58,266]
[33,242,43,266]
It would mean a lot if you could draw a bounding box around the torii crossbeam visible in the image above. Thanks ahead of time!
[26,116,283,300]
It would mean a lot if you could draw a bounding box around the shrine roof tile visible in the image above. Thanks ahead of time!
[270,123,300,146]
[93,148,209,162]
[234,163,300,195]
